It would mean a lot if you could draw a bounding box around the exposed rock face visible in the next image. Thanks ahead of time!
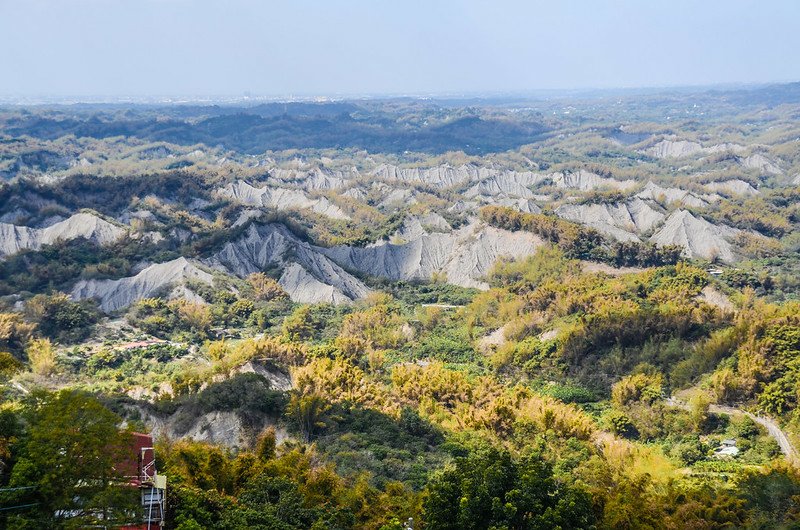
[642,139,745,159]
[548,170,636,191]
[649,210,739,263]
[322,220,545,289]
[373,163,481,189]
[131,362,293,448]
[341,187,367,201]
[269,167,358,190]
[218,180,349,220]
[704,179,759,196]
[209,223,370,304]
[741,154,782,175]
[179,411,247,447]
[341,181,427,209]
[699,285,734,312]
[378,187,418,208]
[144,407,291,449]
[448,200,480,213]
[232,209,264,227]
[72,257,214,312]
[644,140,705,159]
[793,174,800,186]
[636,182,715,208]
[555,199,664,242]
[373,163,634,195]
[236,361,293,391]
[394,213,452,241]
[706,143,747,155]
[465,172,547,199]
[279,263,361,304]
[0,212,126,258]
[478,324,509,352]
[493,197,542,214]
[341,180,387,201]
[118,209,159,225]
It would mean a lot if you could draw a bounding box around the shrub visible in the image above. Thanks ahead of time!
[27,337,57,376]
[672,435,707,465]
[0,351,23,377]
[282,306,317,342]
[25,293,99,343]
[606,410,638,438]
[247,273,288,302]
[536,382,598,404]
[0,313,36,355]
[612,372,664,407]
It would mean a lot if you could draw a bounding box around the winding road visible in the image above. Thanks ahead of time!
[666,397,797,464]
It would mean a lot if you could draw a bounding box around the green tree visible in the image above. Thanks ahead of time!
[6,390,138,528]
[26,338,56,376]
[25,292,98,343]
[247,272,288,302]
[282,306,316,342]
[0,408,21,482]
[737,465,800,526]
[605,410,638,439]
[0,351,23,379]
[0,313,36,356]
[255,427,277,461]
[287,393,329,443]
[688,391,711,432]
[423,446,595,530]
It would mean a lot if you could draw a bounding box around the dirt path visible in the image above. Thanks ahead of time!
[667,397,797,464]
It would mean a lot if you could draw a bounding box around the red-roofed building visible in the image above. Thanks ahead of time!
[116,433,166,529]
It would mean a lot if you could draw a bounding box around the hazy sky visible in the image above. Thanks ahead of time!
[2,0,799,97]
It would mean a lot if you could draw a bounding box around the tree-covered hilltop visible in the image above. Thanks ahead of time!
[0,102,550,156]
[2,249,800,528]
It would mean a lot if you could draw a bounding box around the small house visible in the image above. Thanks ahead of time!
[713,439,739,458]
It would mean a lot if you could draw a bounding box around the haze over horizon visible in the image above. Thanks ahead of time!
[2,0,800,98]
